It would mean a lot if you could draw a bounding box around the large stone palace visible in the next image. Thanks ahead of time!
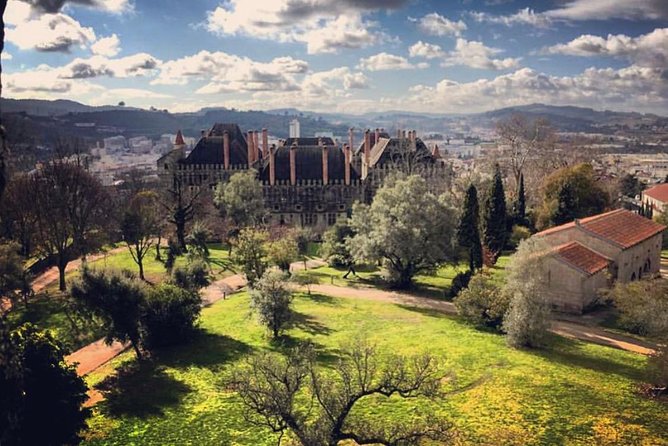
[158,123,447,230]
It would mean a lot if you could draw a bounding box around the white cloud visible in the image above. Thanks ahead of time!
[408,41,444,59]
[6,12,96,52]
[91,34,121,57]
[205,0,396,54]
[1,52,13,60]
[409,13,467,37]
[444,39,521,70]
[470,8,551,28]
[542,28,668,68]
[60,53,160,78]
[20,0,133,14]
[358,52,428,71]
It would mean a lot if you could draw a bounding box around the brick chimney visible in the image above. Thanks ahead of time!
[262,128,269,159]
[397,128,402,139]
[269,144,276,185]
[364,129,371,165]
[253,130,260,161]
[432,143,440,159]
[290,142,297,186]
[348,127,354,151]
[322,145,329,185]
[344,144,351,185]
[223,130,230,169]
[374,128,380,146]
[247,131,254,165]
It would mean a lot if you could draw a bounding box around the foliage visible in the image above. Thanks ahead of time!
[502,238,551,348]
[1,174,38,256]
[292,273,316,295]
[169,259,211,292]
[619,173,644,198]
[293,227,316,256]
[233,228,269,287]
[656,206,668,249]
[186,221,212,261]
[537,163,610,230]
[482,165,507,265]
[607,278,668,336]
[162,174,201,250]
[214,171,265,228]
[164,238,181,272]
[457,184,483,271]
[321,222,355,268]
[71,268,147,359]
[454,272,510,330]
[512,173,528,226]
[141,284,202,351]
[448,270,472,299]
[647,344,668,390]
[0,242,31,307]
[121,191,161,280]
[2,323,90,446]
[267,236,299,273]
[348,175,456,289]
[249,270,293,339]
[230,340,452,446]
[508,225,532,249]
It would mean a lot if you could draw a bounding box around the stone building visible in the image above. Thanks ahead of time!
[535,209,665,313]
[157,123,447,231]
[642,183,668,215]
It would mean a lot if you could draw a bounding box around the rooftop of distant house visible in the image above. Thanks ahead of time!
[552,241,611,276]
[643,183,668,203]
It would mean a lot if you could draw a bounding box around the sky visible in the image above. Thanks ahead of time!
[2,0,668,115]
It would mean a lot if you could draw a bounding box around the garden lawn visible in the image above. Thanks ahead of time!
[83,291,667,446]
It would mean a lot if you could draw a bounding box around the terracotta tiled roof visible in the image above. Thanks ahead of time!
[537,209,666,249]
[643,183,668,204]
[553,242,611,276]
[174,130,185,146]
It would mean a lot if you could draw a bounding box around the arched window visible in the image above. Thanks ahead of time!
[631,272,636,281]
[644,259,651,273]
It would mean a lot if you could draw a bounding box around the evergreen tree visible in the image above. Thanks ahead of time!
[482,165,507,263]
[553,182,577,226]
[513,173,527,226]
[457,184,483,271]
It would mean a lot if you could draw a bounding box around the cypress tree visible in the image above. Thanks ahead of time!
[513,173,526,226]
[482,165,507,262]
[553,181,577,225]
[457,184,483,271]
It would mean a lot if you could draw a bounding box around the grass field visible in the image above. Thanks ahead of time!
[83,291,667,446]
[6,244,234,351]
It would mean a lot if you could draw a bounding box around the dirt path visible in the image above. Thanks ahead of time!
[309,284,657,355]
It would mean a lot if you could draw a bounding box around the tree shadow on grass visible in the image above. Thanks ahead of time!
[95,361,192,418]
[267,334,341,365]
[290,310,334,336]
[300,292,339,306]
[532,334,646,381]
[394,304,451,319]
[155,329,254,370]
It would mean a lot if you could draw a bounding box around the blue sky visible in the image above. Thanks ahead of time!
[2,0,667,114]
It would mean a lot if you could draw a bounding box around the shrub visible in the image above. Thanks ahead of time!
[141,284,202,351]
[608,278,668,336]
[250,270,293,339]
[508,225,531,249]
[448,270,472,298]
[454,272,509,330]
[170,259,210,292]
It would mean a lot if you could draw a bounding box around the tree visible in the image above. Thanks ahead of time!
[0,243,31,307]
[267,237,299,273]
[31,162,108,291]
[214,170,265,229]
[249,270,293,339]
[457,184,483,271]
[2,324,90,446]
[162,174,201,251]
[552,181,577,226]
[141,284,202,351]
[619,173,643,198]
[512,173,527,226]
[502,237,552,348]
[496,114,556,188]
[293,273,316,295]
[71,268,146,359]
[607,278,668,336]
[348,175,456,289]
[321,223,355,268]
[232,228,269,287]
[1,174,38,256]
[656,205,668,249]
[121,191,161,280]
[537,163,610,230]
[454,272,510,331]
[482,165,507,265]
[186,221,211,261]
[230,340,453,446]
[169,259,210,292]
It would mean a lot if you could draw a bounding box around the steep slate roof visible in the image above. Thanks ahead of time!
[183,123,248,165]
[284,137,335,147]
[355,130,390,155]
[367,137,435,167]
[644,183,668,204]
[552,242,611,276]
[260,145,360,183]
[537,209,666,249]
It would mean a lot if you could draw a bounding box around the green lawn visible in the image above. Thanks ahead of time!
[83,291,667,446]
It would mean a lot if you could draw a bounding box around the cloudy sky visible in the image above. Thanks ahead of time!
[2,0,667,114]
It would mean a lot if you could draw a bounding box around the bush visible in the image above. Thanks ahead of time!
[448,270,472,298]
[508,225,532,249]
[267,237,298,273]
[454,272,509,330]
[141,284,202,351]
[608,278,668,336]
[170,259,210,292]
[250,270,293,339]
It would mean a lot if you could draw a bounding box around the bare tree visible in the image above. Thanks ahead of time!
[1,174,38,256]
[162,174,201,251]
[121,191,161,280]
[231,341,454,446]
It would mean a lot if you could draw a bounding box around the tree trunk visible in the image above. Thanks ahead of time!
[58,258,67,292]
[176,219,187,251]
[138,259,145,281]
[131,339,143,360]
[155,235,162,261]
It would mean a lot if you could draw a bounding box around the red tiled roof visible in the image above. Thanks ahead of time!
[537,209,666,249]
[553,242,611,276]
[175,130,185,146]
[643,183,668,204]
